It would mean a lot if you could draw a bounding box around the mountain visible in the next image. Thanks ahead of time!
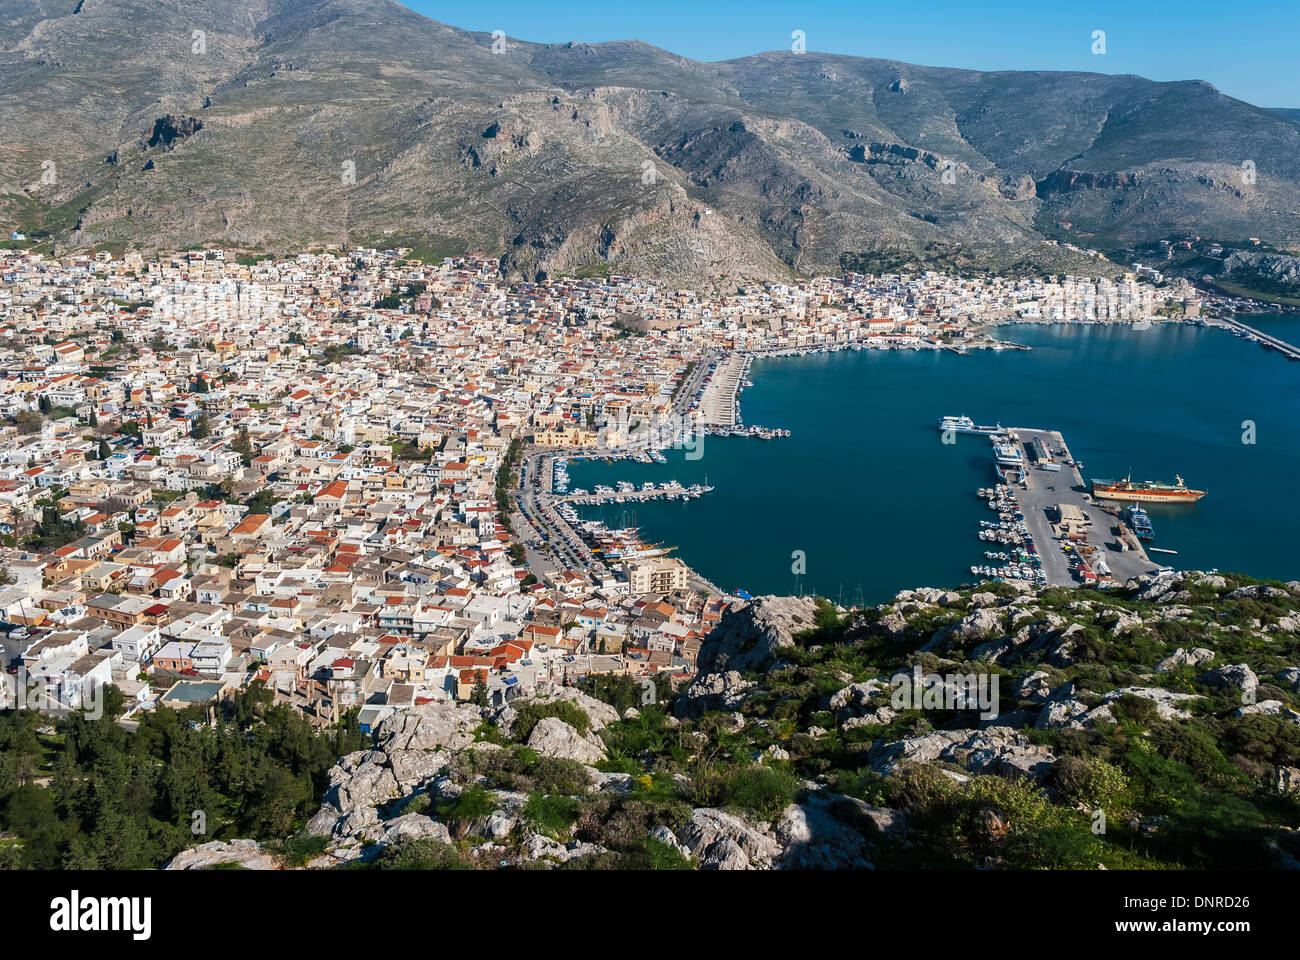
[3,0,1299,285]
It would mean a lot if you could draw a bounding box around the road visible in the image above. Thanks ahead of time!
[671,349,718,419]
[513,446,611,583]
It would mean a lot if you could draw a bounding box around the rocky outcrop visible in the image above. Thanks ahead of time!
[870,726,1057,783]
[147,115,203,150]
[526,716,607,764]
[922,607,1003,653]
[307,701,485,840]
[1156,647,1215,672]
[1199,664,1259,700]
[677,808,781,870]
[696,596,820,675]
[677,596,819,718]
[164,839,277,870]
[494,684,619,736]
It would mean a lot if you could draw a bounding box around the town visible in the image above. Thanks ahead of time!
[0,246,1203,726]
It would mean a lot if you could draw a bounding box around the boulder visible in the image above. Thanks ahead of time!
[649,825,690,857]
[526,716,606,764]
[695,596,821,675]
[382,814,452,844]
[1155,647,1215,672]
[1013,671,1052,702]
[677,808,781,869]
[387,748,450,788]
[164,839,277,871]
[485,811,516,841]
[378,701,482,753]
[675,669,756,718]
[522,833,568,860]
[922,607,1003,653]
[1233,700,1300,722]
[1199,664,1259,700]
[1101,686,1203,720]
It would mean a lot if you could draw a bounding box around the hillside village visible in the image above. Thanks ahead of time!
[0,247,1197,727]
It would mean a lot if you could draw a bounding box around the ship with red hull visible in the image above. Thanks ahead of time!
[1090,474,1206,504]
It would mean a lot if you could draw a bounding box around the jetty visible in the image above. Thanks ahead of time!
[1007,428,1164,587]
[1221,316,1300,360]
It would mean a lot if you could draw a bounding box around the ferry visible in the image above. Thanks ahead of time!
[1091,474,1207,504]
[991,438,1024,467]
[1124,505,1155,540]
[938,415,1006,436]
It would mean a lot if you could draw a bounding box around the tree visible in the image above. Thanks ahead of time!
[98,439,111,460]
[232,427,253,466]
[38,394,52,414]
[191,413,211,440]
[15,411,42,434]
[192,377,209,393]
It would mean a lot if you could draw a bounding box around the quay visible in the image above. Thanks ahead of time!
[1007,428,1164,587]
[1220,316,1300,360]
[695,353,746,427]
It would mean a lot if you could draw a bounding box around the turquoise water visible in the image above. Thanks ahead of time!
[568,321,1300,603]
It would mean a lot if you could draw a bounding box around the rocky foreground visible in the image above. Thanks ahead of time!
[169,569,1300,870]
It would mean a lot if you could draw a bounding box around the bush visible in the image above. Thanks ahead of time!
[367,837,476,870]
[452,746,591,795]
[521,793,580,838]
[1112,694,1159,727]
[1052,756,1130,808]
[280,831,331,867]
[723,765,798,822]
[512,700,592,741]
[685,760,728,808]
[439,786,496,839]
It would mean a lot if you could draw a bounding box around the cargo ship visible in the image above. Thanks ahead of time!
[1091,474,1206,504]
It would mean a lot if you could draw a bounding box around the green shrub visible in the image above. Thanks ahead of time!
[512,700,592,741]
[1052,756,1130,808]
[723,765,798,821]
[522,793,580,838]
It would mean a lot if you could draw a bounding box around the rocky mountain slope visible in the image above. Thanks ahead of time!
[3,0,1299,285]
[184,569,1300,871]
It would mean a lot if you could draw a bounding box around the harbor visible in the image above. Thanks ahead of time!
[943,415,1168,588]
[566,323,1290,602]
[997,426,1164,587]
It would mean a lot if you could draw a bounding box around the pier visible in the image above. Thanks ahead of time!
[1221,316,1300,360]
[552,481,709,504]
[695,353,746,427]
[1008,428,1164,587]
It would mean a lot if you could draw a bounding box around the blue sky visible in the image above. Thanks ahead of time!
[411,0,1299,107]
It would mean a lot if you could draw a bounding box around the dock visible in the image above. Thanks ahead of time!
[1221,316,1300,360]
[1008,428,1164,587]
[552,481,708,504]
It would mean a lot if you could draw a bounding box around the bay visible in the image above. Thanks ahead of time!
[568,321,1300,603]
